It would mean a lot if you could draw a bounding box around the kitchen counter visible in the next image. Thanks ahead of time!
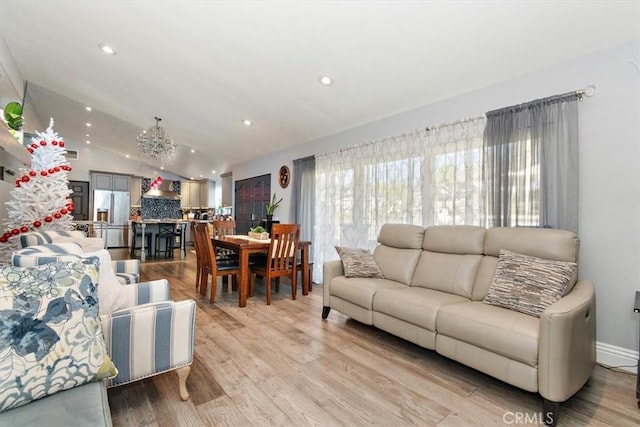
[129,219,188,261]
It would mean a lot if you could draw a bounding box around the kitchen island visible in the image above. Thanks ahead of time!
[129,219,188,261]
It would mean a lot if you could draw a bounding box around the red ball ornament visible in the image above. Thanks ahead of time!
[15,180,21,187]
[44,216,53,223]
[20,226,28,233]
[33,221,42,228]
[0,237,7,243]
[60,208,68,215]
[48,168,54,174]
[54,213,62,219]
[27,148,33,154]
[30,143,38,149]
[11,228,19,235]
[66,166,72,171]
[40,171,48,176]
[29,171,36,177]
[53,167,60,172]
[59,141,65,147]
[3,232,11,239]
[52,140,58,146]
[40,140,46,146]
[21,176,29,182]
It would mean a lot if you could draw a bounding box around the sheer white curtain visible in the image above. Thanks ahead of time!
[314,116,486,282]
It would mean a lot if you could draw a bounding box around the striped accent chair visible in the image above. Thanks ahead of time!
[10,244,196,401]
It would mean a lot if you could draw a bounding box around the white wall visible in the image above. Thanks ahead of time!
[64,139,183,183]
[233,40,640,356]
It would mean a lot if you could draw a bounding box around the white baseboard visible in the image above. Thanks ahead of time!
[596,341,638,374]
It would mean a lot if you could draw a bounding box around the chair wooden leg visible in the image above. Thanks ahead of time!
[176,365,190,401]
[209,274,218,304]
[266,275,272,305]
[275,277,280,293]
[291,268,297,300]
[231,275,238,292]
[199,269,207,296]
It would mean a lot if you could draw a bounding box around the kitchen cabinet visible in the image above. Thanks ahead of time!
[92,173,130,192]
[181,180,216,209]
[199,180,216,208]
[181,181,201,209]
[130,177,142,207]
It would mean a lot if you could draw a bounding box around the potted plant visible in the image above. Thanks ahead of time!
[248,225,269,240]
[265,193,283,220]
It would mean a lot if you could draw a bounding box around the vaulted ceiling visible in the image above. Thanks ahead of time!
[0,1,638,179]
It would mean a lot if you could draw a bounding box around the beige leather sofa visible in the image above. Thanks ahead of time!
[322,224,595,424]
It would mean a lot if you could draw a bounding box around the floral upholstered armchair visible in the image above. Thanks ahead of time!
[10,240,196,400]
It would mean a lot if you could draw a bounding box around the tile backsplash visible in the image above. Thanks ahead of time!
[136,179,182,219]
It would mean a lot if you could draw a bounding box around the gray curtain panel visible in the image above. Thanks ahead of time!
[290,156,315,256]
[482,93,579,232]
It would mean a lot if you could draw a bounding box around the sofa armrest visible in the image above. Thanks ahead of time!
[538,279,596,402]
[101,299,196,387]
[120,279,171,307]
[112,259,140,275]
[323,260,344,305]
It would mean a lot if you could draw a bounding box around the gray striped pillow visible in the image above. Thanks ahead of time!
[483,250,577,317]
[335,246,384,279]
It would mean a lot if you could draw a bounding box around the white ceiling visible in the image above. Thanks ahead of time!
[0,1,638,180]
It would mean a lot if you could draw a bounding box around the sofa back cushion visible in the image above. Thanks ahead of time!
[18,230,86,248]
[410,226,486,298]
[373,224,424,285]
[472,227,580,301]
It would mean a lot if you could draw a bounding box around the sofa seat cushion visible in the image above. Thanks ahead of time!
[329,276,406,310]
[0,381,112,427]
[373,287,468,332]
[437,301,539,366]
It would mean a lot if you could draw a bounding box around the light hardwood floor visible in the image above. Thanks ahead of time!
[107,250,640,426]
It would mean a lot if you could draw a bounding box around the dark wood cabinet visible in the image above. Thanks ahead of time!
[235,174,270,234]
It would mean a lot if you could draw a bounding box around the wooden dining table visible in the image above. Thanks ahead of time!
[212,235,311,307]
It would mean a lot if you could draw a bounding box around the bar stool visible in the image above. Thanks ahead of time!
[131,222,152,258]
[155,223,176,259]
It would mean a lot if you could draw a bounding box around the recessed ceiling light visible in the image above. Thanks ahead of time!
[211,170,216,174]
[86,123,91,127]
[86,140,91,144]
[160,166,164,170]
[190,177,194,180]
[242,119,253,126]
[190,149,195,153]
[98,43,116,55]
[319,75,333,85]
[125,154,130,158]
[85,106,92,112]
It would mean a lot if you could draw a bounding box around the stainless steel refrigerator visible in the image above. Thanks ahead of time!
[93,190,130,247]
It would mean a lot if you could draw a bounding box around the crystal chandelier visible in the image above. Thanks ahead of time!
[136,116,177,164]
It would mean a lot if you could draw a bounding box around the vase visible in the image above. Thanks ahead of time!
[265,215,274,233]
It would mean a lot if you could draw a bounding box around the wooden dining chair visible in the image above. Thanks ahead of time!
[194,222,240,303]
[211,220,238,261]
[250,223,300,305]
[191,221,203,292]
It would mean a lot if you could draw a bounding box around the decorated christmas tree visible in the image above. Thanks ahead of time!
[0,119,74,262]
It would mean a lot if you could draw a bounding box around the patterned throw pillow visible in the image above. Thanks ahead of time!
[0,261,117,412]
[335,246,384,279]
[483,250,577,318]
[12,247,128,315]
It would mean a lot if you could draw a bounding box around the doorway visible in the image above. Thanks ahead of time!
[69,180,90,220]
[234,174,270,234]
